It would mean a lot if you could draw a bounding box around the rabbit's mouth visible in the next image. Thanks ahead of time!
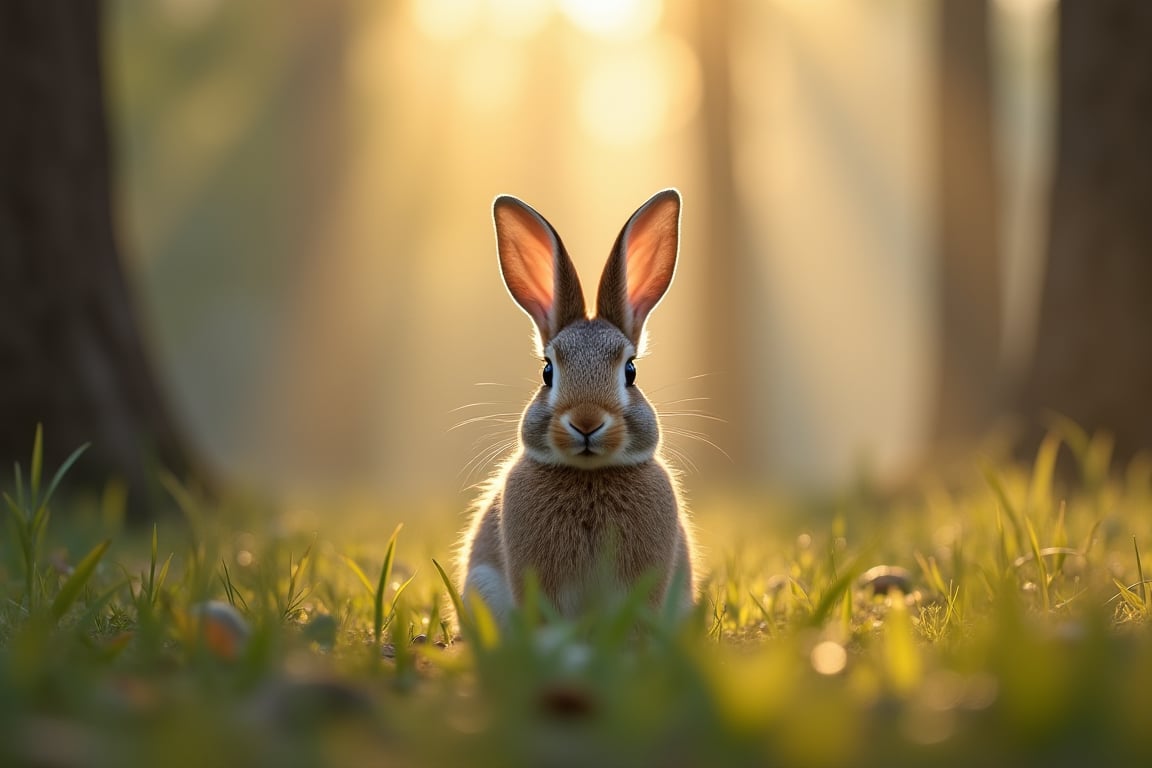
[552,409,627,465]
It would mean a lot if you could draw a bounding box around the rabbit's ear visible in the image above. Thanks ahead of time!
[494,196,586,344]
[596,189,680,345]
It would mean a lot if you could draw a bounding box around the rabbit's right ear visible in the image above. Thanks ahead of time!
[493,196,586,345]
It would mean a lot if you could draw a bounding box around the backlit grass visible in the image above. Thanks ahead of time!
[2,425,1152,766]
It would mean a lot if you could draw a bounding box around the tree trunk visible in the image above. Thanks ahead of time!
[696,0,761,479]
[1018,0,1152,465]
[930,0,1003,455]
[0,0,190,515]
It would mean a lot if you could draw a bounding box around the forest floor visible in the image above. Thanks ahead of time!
[2,425,1152,767]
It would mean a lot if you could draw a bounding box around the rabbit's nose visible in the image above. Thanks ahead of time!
[569,418,605,438]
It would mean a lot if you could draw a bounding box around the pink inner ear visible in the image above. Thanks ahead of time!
[624,198,678,325]
[504,258,552,321]
[496,202,558,331]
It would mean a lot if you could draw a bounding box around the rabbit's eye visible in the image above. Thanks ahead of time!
[625,359,636,387]
[542,359,554,387]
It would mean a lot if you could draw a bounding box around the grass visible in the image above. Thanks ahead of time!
[2,427,1152,767]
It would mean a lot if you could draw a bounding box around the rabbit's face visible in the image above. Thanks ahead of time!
[492,189,680,470]
[521,319,660,469]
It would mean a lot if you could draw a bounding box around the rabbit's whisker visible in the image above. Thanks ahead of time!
[663,427,733,462]
[661,444,700,474]
[645,372,721,396]
[655,396,713,407]
[449,413,523,431]
[449,401,513,413]
[661,411,727,423]
[459,438,520,486]
[471,429,518,450]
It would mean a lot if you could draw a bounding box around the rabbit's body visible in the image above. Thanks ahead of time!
[457,190,698,622]
[462,450,694,620]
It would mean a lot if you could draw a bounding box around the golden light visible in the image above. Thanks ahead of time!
[486,0,553,39]
[811,640,848,675]
[559,0,663,40]
[456,40,525,114]
[412,0,483,41]
[578,34,702,146]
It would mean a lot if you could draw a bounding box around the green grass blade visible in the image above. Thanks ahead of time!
[883,591,921,695]
[148,524,159,595]
[30,424,44,502]
[1025,517,1051,613]
[465,590,500,649]
[1113,579,1147,612]
[281,541,314,619]
[1081,518,1103,558]
[1052,501,1069,576]
[375,524,403,644]
[915,552,949,597]
[1046,413,1089,465]
[50,539,111,623]
[219,559,249,612]
[339,554,376,595]
[150,524,160,563]
[11,465,26,517]
[220,559,237,605]
[77,578,130,631]
[39,442,89,513]
[982,464,1024,558]
[1027,431,1061,518]
[515,570,539,631]
[155,553,173,601]
[432,558,466,630]
[808,558,862,628]
[382,573,418,631]
[1135,537,1147,607]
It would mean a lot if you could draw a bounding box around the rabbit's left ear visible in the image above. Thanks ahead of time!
[596,189,681,346]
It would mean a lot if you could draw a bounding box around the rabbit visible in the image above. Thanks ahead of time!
[456,188,698,624]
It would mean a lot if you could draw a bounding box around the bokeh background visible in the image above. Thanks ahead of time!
[103,0,1058,507]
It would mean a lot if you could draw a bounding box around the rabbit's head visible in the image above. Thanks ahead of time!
[493,189,680,469]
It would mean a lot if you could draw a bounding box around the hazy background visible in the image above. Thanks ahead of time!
[104,0,1056,506]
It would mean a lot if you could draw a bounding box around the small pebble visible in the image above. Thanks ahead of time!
[858,565,914,596]
[537,684,596,719]
[190,601,250,661]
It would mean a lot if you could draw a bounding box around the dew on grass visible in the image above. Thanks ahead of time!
[811,640,848,676]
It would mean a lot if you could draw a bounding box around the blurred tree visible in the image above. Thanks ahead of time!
[1018,0,1152,464]
[930,0,1003,456]
[0,0,190,515]
[696,0,760,477]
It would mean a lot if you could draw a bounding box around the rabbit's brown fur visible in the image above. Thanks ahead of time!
[456,190,698,622]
